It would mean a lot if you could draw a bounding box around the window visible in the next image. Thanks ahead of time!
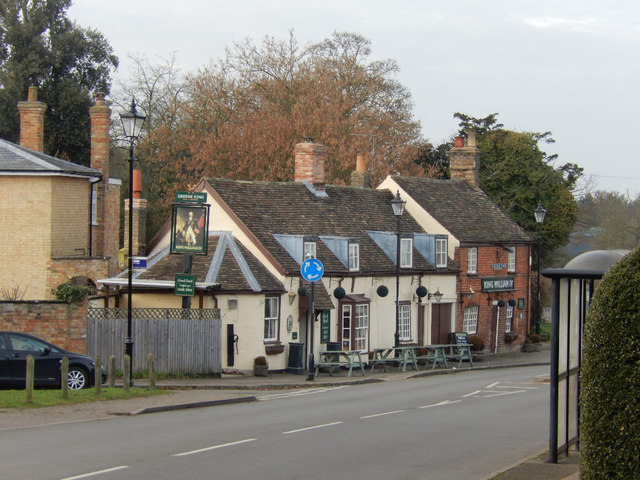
[400,237,413,268]
[463,306,478,334]
[354,304,369,351]
[507,247,516,272]
[399,303,411,341]
[264,296,279,341]
[303,241,316,259]
[436,237,447,268]
[505,305,514,332]
[341,301,370,352]
[91,190,98,225]
[467,247,477,274]
[348,242,360,271]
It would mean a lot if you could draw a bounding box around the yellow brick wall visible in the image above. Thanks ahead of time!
[51,177,90,256]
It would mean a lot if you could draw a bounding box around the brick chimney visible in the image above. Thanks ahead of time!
[89,93,121,274]
[295,137,326,195]
[17,86,46,152]
[351,153,372,188]
[449,130,480,188]
[124,169,147,257]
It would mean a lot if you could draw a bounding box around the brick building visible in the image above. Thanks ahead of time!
[379,132,534,352]
[0,87,120,300]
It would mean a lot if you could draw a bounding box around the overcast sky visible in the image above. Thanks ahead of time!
[69,0,640,197]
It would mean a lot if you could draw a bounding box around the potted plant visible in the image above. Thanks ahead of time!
[253,356,268,376]
[504,332,518,344]
[522,338,535,352]
[529,334,542,352]
[468,335,485,361]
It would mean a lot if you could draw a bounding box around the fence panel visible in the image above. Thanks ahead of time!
[87,308,221,375]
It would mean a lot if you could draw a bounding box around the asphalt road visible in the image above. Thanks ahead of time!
[2,366,548,480]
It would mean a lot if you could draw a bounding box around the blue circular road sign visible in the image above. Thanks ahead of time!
[301,258,324,282]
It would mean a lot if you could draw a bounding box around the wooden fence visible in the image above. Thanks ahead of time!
[86,307,221,376]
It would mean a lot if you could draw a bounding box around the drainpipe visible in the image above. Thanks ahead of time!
[494,302,501,354]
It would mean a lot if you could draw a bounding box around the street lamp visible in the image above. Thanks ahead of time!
[534,201,546,335]
[120,99,146,386]
[390,190,406,348]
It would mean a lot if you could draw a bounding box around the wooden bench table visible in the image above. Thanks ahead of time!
[370,346,418,373]
[314,350,365,379]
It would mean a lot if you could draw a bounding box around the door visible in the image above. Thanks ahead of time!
[431,303,452,344]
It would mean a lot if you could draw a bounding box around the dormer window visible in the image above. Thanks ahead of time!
[348,242,360,271]
[303,241,316,259]
[435,237,447,268]
[400,237,413,268]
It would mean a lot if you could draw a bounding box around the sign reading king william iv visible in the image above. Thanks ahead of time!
[481,277,515,292]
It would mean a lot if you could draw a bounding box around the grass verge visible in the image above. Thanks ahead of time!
[0,387,169,409]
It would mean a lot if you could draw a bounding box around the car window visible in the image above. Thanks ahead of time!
[8,334,50,353]
[0,335,5,349]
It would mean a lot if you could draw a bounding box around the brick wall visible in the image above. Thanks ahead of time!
[0,301,88,353]
[455,244,532,352]
[17,86,46,153]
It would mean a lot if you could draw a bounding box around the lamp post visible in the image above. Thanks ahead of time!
[534,201,546,335]
[120,99,146,386]
[390,190,406,348]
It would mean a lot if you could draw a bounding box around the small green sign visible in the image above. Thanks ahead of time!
[175,274,196,297]
[320,310,330,343]
[175,191,207,203]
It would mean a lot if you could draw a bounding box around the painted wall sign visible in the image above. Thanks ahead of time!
[491,263,506,270]
[320,310,330,343]
[481,276,515,292]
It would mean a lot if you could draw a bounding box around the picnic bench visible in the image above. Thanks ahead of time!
[370,346,418,373]
[414,345,449,369]
[314,350,365,379]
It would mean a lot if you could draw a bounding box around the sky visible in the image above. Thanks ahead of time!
[68,0,640,197]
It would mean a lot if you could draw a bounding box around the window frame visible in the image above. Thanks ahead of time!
[505,305,514,332]
[435,237,447,268]
[398,302,411,341]
[263,296,280,342]
[303,241,316,260]
[400,237,413,268]
[463,306,478,334]
[348,242,360,271]
[467,247,477,274]
[507,247,516,272]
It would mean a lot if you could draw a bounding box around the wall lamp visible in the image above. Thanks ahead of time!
[428,287,443,303]
[459,285,475,304]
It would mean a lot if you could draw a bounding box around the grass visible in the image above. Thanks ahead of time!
[0,387,168,409]
[531,321,551,339]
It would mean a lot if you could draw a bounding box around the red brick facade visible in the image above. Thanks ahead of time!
[17,86,46,153]
[0,301,88,353]
[455,244,532,352]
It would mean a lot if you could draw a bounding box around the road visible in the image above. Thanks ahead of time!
[2,366,548,480]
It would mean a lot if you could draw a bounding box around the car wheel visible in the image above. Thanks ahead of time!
[67,367,88,390]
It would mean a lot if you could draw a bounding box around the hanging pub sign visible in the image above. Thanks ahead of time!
[170,193,210,255]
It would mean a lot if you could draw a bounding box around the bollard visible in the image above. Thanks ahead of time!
[61,356,69,399]
[94,355,101,396]
[108,355,116,388]
[123,354,130,394]
[25,355,34,403]
[148,353,156,390]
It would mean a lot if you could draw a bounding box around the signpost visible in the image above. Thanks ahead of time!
[301,257,324,380]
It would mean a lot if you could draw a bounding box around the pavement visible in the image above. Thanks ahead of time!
[0,346,580,480]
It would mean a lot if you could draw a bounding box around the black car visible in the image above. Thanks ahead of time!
[0,332,105,390]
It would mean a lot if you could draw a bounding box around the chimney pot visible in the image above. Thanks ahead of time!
[454,136,464,147]
[356,153,366,172]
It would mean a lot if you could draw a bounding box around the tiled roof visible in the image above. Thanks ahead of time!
[0,138,100,178]
[392,176,533,244]
[205,178,455,275]
[133,233,283,293]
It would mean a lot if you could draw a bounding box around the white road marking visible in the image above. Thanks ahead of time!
[462,390,482,398]
[257,386,349,400]
[282,421,344,434]
[418,400,462,409]
[173,438,256,457]
[60,466,128,480]
[483,389,528,398]
[361,410,406,419]
[486,381,501,389]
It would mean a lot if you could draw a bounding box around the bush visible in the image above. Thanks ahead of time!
[468,335,484,352]
[253,356,267,366]
[53,279,93,303]
[580,248,640,479]
[529,334,541,344]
